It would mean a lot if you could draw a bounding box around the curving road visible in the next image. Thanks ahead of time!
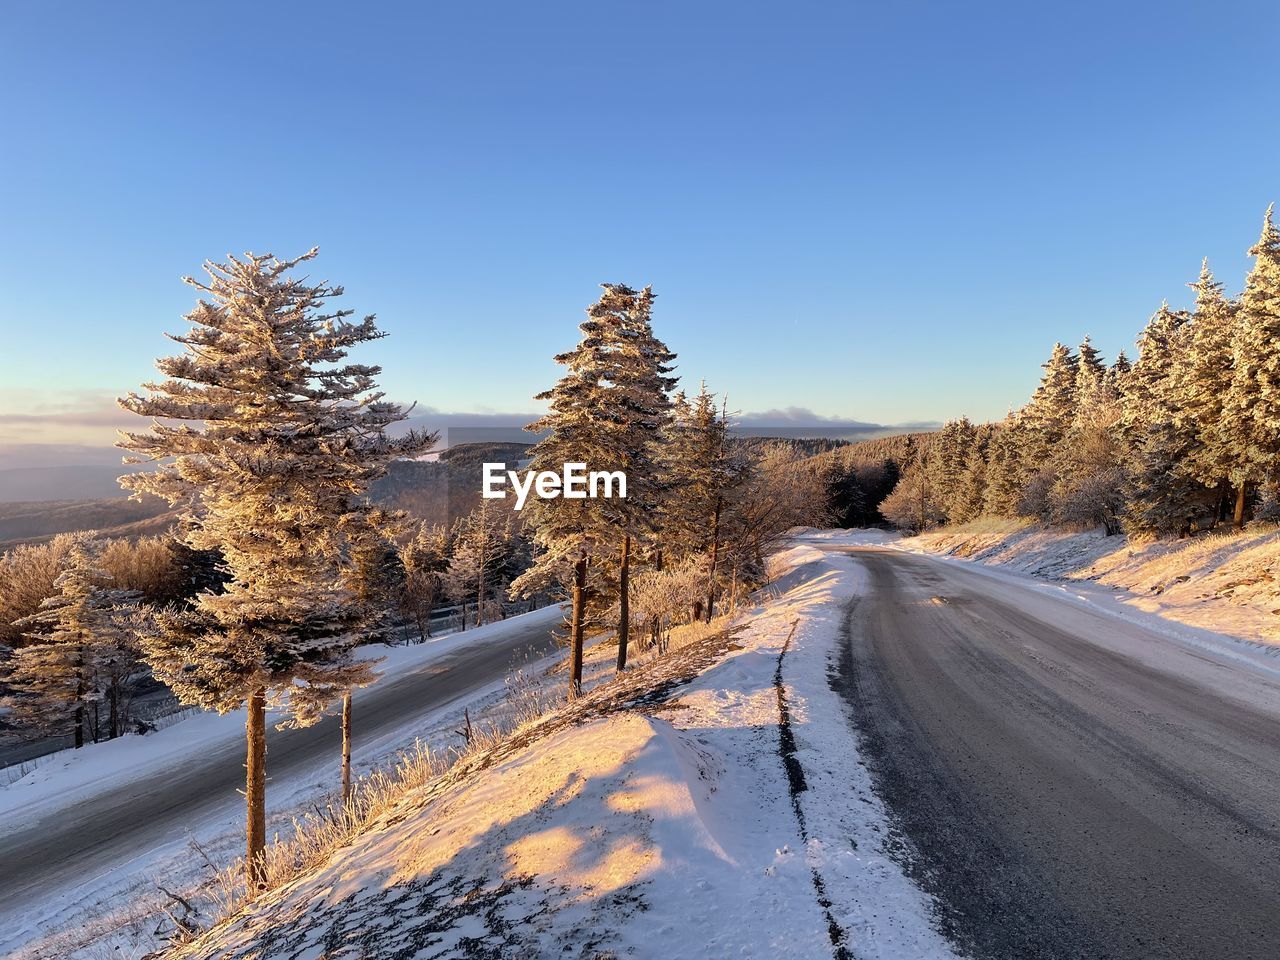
[0,606,560,940]
[833,547,1280,960]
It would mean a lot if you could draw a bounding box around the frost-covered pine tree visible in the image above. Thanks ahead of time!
[658,388,720,559]
[513,291,627,696]
[952,439,989,523]
[931,416,977,521]
[6,536,139,746]
[398,522,451,641]
[1220,206,1280,527]
[336,507,410,801]
[1122,304,1210,535]
[1119,305,1180,447]
[594,285,677,668]
[1016,342,1078,509]
[344,508,408,642]
[656,385,745,622]
[1173,259,1238,521]
[1074,335,1107,413]
[118,249,434,883]
[1107,350,1133,396]
[513,284,676,688]
[447,499,505,628]
[1051,339,1126,532]
[982,418,1024,517]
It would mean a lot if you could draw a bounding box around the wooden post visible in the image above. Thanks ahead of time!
[569,555,587,698]
[705,498,721,624]
[341,691,353,804]
[616,535,631,672]
[475,506,487,627]
[246,687,267,888]
[650,548,663,651]
[73,651,85,749]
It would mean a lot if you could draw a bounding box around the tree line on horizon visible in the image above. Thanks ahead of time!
[881,205,1280,539]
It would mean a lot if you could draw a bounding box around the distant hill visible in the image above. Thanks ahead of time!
[0,497,174,551]
[809,431,938,469]
[438,441,533,471]
[0,444,520,550]
[371,442,533,525]
[0,465,136,502]
[732,436,851,459]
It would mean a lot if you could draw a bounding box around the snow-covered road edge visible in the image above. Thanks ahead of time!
[877,527,1280,683]
[763,536,958,959]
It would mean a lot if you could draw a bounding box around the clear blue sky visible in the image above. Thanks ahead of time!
[1,1,1277,465]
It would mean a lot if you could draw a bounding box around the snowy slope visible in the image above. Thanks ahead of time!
[170,536,957,960]
[880,518,1280,694]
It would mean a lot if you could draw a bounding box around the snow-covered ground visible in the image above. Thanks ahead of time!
[899,518,1280,676]
[167,533,959,960]
[2,608,565,960]
[16,523,1280,960]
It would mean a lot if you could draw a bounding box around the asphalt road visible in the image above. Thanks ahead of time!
[833,547,1280,960]
[0,608,560,927]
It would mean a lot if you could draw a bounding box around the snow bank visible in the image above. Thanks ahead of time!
[172,537,958,960]
[899,517,1280,669]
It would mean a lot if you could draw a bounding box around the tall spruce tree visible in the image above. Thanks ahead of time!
[1122,304,1208,535]
[118,249,433,884]
[1075,335,1107,413]
[655,385,744,621]
[1018,342,1078,480]
[1107,350,1133,397]
[982,419,1024,517]
[338,507,409,802]
[1051,338,1126,531]
[952,440,989,523]
[931,416,977,521]
[447,499,506,629]
[398,522,451,642]
[513,284,675,693]
[1173,259,1238,522]
[599,286,677,668]
[7,536,140,745]
[1221,206,1280,527]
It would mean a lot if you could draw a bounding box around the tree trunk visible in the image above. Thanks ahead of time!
[476,526,486,628]
[569,556,587,698]
[1234,483,1248,529]
[246,687,267,889]
[705,498,722,624]
[650,548,663,651]
[728,563,738,614]
[73,651,85,749]
[341,690,353,804]
[616,534,631,672]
